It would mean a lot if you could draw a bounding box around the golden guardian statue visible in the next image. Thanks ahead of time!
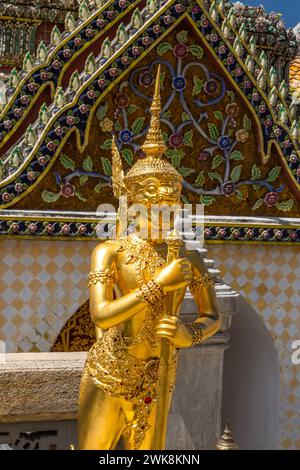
[78,67,221,450]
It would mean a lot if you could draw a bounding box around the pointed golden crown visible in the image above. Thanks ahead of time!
[141,64,167,158]
[123,65,183,186]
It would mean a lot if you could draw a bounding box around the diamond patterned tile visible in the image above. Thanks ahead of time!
[209,243,300,450]
[0,239,96,353]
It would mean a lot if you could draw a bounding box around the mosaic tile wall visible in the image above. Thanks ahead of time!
[0,239,299,449]
[0,239,96,353]
[209,244,300,451]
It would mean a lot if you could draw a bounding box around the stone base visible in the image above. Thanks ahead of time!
[167,334,228,450]
[0,353,84,423]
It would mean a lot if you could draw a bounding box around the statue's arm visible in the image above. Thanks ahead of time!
[155,251,221,349]
[185,250,221,345]
[89,243,146,329]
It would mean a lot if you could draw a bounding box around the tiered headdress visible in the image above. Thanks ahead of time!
[112,65,183,198]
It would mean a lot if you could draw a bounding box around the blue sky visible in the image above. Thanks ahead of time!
[244,0,300,28]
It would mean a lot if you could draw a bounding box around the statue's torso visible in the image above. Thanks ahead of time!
[95,236,171,361]
[86,236,186,409]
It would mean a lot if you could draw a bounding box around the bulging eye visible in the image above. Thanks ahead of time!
[146,185,157,192]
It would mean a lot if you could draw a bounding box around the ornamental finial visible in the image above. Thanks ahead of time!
[123,65,182,186]
[141,65,167,159]
[216,421,239,450]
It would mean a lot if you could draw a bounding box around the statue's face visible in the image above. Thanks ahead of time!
[128,176,182,240]
[130,176,182,206]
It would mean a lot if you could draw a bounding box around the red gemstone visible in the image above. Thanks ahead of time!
[144,397,152,405]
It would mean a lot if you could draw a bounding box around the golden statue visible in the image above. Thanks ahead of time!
[78,67,221,450]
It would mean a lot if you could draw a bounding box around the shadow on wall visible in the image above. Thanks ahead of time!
[222,296,280,450]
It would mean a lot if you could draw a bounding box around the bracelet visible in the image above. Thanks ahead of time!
[136,280,166,313]
[190,273,214,294]
[88,269,117,287]
[187,322,203,347]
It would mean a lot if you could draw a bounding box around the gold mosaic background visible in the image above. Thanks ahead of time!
[13,19,300,217]
[0,238,299,449]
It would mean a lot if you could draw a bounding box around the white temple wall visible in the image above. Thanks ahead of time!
[211,243,300,450]
[0,239,96,352]
[222,297,280,450]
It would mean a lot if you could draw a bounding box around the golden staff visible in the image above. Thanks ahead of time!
[152,229,183,450]
[112,135,128,239]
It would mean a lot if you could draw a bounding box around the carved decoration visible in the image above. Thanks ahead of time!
[12,24,300,217]
[0,0,299,243]
[52,300,95,352]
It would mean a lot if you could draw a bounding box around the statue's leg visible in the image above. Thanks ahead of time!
[78,373,126,450]
[139,403,158,450]
[122,391,174,450]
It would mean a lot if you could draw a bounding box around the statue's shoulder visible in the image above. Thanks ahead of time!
[91,240,120,266]
[92,237,131,256]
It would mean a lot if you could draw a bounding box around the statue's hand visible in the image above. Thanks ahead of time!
[155,315,193,348]
[154,259,192,292]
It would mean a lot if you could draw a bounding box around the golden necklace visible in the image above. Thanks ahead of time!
[117,236,167,349]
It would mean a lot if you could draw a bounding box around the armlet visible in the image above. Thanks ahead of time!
[88,268,118,287]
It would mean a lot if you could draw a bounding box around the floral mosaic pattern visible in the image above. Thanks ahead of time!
[0,215,299,243]
[43,29,294,213]
[0,0,299,227]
